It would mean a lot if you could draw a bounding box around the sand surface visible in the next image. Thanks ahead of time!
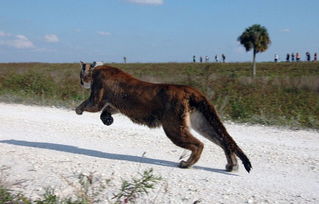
[0,103,318,203]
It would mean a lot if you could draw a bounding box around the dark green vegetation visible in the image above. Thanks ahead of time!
[0,62,318,129]
[238,24,271,77]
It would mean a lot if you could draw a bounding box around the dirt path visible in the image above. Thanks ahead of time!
[0,103,318,203]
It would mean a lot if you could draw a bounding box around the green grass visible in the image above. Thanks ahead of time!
[0,62,318,129]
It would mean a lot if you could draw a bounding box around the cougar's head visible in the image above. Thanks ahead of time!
[80,61,96,89]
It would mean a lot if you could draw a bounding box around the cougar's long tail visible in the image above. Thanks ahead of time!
[190,95,252,172]
[234,145,252,172]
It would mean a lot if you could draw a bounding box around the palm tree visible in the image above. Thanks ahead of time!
[238,24,271,77]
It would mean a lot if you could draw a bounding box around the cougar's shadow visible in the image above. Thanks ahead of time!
[0,139,237,176]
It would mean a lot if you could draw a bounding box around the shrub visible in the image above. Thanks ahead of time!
[2,71,56,97]
[112,168,162,203]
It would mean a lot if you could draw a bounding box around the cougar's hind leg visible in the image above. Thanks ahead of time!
[162,112,204,168]
[224,148,238,172]
[190,111,238,171]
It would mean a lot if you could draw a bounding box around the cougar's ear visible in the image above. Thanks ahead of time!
[91,61,96,68]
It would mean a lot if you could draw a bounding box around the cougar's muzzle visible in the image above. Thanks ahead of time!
[80,61,93,89]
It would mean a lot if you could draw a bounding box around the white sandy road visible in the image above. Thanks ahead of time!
[0,103,318,203]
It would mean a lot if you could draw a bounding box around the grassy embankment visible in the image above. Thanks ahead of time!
[0,62,318,129]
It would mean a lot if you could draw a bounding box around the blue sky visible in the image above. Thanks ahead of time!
[0,0,318,63]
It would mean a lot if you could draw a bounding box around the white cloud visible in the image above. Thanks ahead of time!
[44,34,59,43]
[16,35,28,40]
[0,34,35,49]
[0,31,11,37]
[127,0,163,5]
[12,35,35,48]
[280,28,290,32]
[97,31,111,36]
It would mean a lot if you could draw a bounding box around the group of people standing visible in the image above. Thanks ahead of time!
[275,52,317,62]
[193,54,226,63]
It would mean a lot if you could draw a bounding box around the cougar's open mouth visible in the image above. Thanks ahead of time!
[82,81,91,89]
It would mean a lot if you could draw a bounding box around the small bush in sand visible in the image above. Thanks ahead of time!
[112,168,162,203]
[0,166,32,203]
[0,167,162,204]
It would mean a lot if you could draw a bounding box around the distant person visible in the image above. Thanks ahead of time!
[274,54,279,62]
[214,55,218,62]
[314,53,317,61]
[306,52,311,61]
[286,53,290,62]
[222,54,226,63]
[193,55,196,63]
[296,52,301,62]
[200,56,203,63]
[291,53,295,62]
[205,56,209,62]
[123,56,127,63]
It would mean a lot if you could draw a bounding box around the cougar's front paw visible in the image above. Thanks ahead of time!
[100,114,114,126]
[75,107,83,115]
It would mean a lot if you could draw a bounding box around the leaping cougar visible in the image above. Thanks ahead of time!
[75,62,252,172]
